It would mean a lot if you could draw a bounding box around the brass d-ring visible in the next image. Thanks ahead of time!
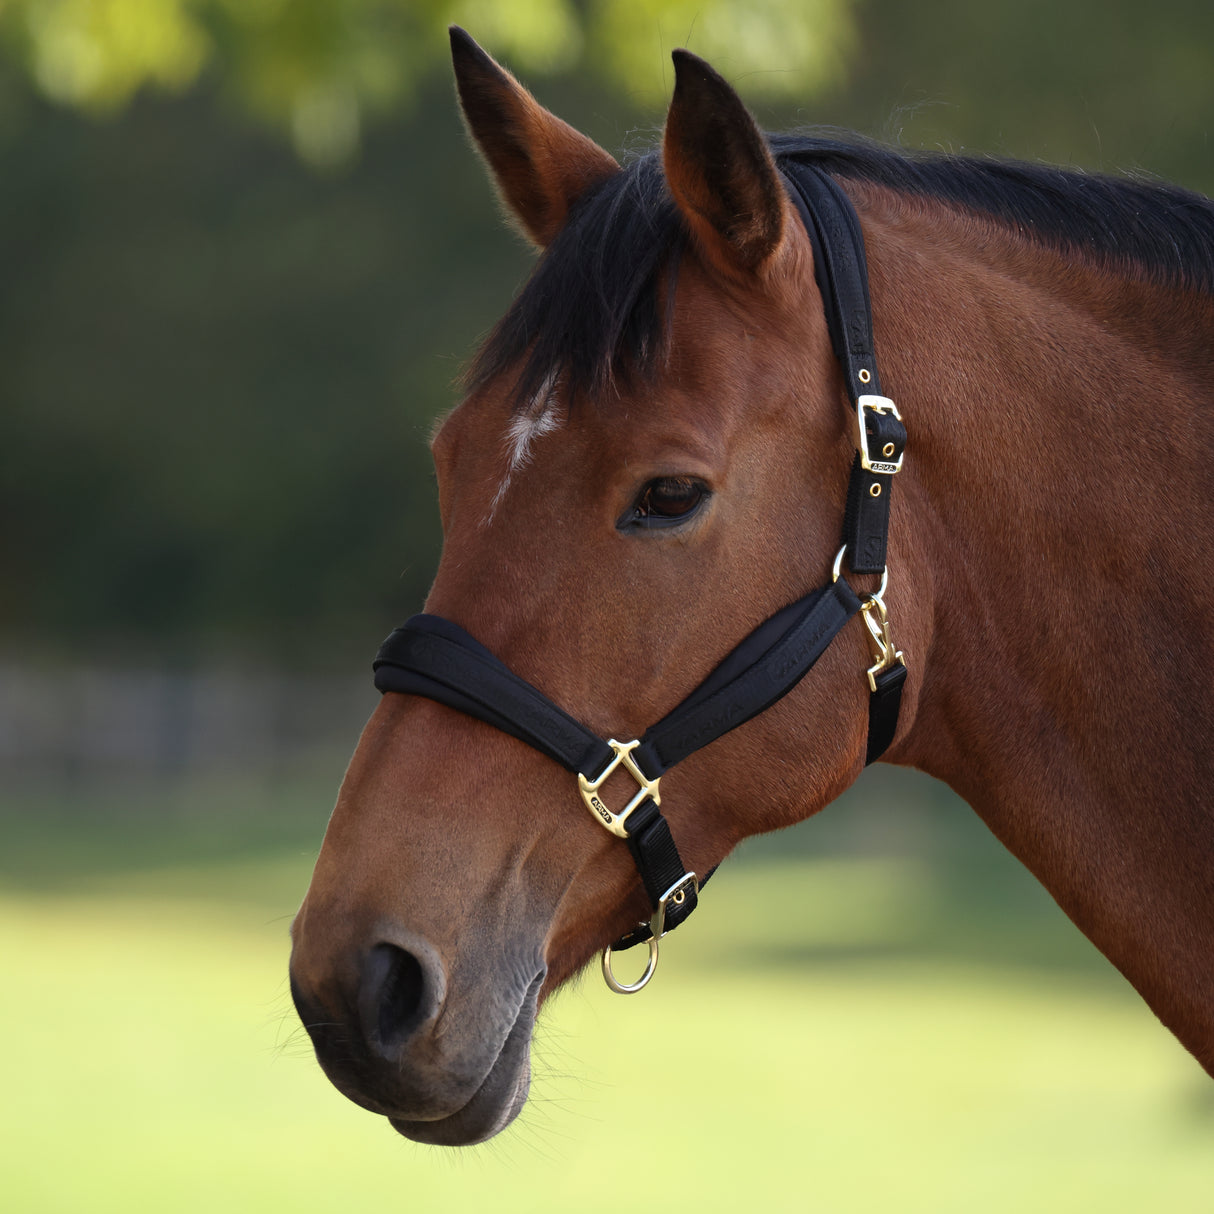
[601,935,659,994]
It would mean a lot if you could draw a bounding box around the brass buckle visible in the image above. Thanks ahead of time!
[859,592,904,692]
[601,872,698,995]
[856,395,904,474]
[578,739,660,839]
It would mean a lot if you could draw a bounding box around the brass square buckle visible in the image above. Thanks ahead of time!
[578,739,660,839]
[856,395,904,475]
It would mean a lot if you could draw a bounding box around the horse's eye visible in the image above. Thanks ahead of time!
[622,477,710,530]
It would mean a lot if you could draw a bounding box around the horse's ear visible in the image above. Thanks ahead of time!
[663,50,786,277]
[450,27,619,248]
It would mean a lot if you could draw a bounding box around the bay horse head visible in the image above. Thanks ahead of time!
[290,29,1214,1143]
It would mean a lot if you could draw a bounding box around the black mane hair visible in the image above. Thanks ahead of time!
[469,134,1214,410]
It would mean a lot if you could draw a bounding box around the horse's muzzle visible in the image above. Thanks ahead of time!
[289,926,544,1145]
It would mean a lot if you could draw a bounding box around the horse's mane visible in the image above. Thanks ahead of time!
[469,134,1214,410]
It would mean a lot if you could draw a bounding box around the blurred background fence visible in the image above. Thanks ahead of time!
[0,660,369,780]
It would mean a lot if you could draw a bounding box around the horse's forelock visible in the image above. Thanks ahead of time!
[467,151,687,414]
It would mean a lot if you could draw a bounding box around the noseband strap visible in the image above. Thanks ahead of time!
[374,578,862,943]
[371,613,614,777]
[371,161,909,990]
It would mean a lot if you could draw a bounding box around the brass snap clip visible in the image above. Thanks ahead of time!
[859,589,904,692]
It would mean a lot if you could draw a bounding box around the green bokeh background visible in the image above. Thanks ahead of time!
[2,2,1212,1209]
[5,770,1211,1211]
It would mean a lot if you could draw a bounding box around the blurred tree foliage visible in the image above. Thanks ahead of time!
[1,1,1211,667]
[0,0,854,167]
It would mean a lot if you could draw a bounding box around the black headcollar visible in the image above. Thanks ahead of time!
[371,162,908,992]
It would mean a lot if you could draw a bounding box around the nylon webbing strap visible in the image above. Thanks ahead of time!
[370,576,862,950]
[635,579,860,775]
[843,415,905,573]
[620,798,699,937]
[780,158,908,759]
[373,616,612,778]
[780,162,907,576]
[781,163,878,402]
[375,581,860,790]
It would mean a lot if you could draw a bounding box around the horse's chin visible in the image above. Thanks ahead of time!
[388,977,538,1147]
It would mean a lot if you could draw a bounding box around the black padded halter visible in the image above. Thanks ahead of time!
[374,579,861,940]
[371,162,908,967]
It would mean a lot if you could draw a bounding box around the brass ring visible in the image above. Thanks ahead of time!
[869,483,882,497]
[601,936,659,995]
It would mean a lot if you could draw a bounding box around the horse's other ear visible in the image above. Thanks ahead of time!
[663,49,786,277]
[450,26,619,248]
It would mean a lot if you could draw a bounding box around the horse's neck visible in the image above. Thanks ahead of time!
[862,190,1214,1069]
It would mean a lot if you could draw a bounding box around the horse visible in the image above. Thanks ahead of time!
[288,27,1214,1146]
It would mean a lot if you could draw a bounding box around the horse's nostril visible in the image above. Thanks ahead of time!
[360,943,428,1057]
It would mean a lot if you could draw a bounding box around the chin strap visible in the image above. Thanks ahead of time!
[371,161,908,993]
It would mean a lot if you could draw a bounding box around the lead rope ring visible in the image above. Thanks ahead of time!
[601,873,698,994]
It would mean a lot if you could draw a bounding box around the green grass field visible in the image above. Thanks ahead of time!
[3,767,1211,1212]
